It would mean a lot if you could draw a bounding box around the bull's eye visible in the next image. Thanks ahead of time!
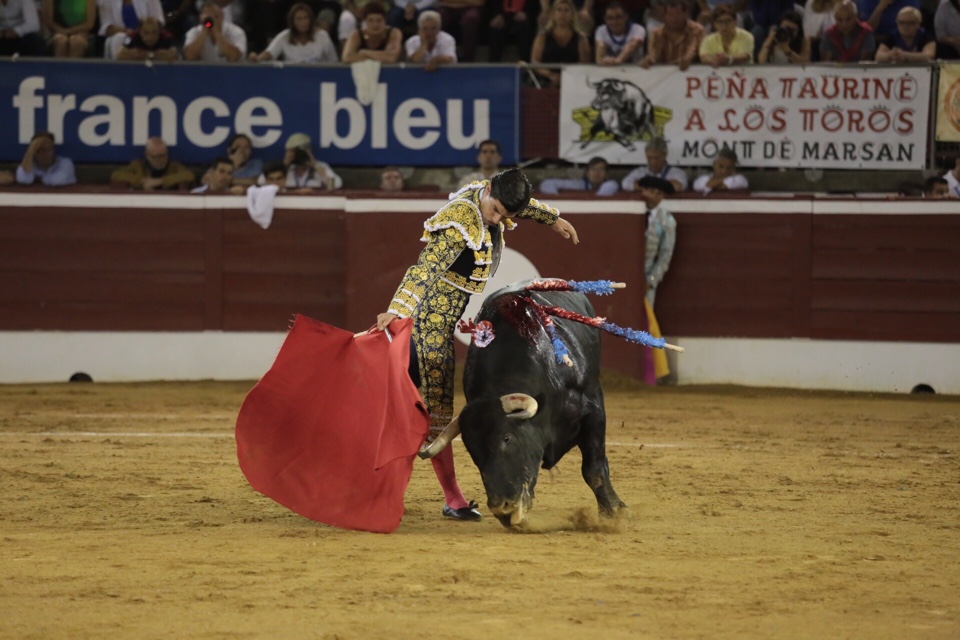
[502,434,512,445]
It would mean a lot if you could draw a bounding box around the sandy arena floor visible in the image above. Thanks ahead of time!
[1,379,958,639]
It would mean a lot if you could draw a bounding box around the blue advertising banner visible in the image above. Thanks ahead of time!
[0,61,519,166]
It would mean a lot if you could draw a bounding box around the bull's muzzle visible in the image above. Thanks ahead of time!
[488,485,532,528]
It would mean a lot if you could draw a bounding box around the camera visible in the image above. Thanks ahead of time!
[203,19,214,29]
[774,27,792,43]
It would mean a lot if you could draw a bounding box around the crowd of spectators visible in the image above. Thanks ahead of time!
[2,128,457,194]
[1,0,958,66]
[3,0,958,197]
[539,155,619,194]
[5,130,956,199]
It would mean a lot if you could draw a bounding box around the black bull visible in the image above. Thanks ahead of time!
[421,281,627,527]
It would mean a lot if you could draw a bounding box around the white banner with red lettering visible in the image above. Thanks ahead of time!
[558,64,932,169]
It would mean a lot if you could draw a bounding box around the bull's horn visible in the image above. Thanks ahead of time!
[501,394,538,420]
[417,416,460,459]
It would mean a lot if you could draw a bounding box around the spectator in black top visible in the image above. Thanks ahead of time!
[875,5,935,61]
[341,1,402,63]
[261,161,288,190]
[387,0,423,40]
[746,0,796,56]
[159,0,195,43]
[116,16,179,60]
[488,0,537,62]
[530,0,590,85]
[192,157,245,194]
[758,9,811,63]
[439,0,483,61]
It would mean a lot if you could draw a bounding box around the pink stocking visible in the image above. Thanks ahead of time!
[430,446,468,509]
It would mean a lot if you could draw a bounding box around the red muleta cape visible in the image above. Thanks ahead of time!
[235,315,429,533]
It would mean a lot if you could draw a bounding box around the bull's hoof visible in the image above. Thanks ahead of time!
[600,502,630,519]
[442,501,482,522]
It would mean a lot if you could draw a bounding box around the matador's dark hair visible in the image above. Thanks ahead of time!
[489,168,532,214]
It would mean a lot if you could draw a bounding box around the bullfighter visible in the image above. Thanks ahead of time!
[374,169,579,521]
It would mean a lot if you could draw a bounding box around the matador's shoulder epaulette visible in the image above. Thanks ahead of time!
[423,194,485,250]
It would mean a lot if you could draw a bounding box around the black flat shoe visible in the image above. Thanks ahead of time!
[442,500,482,522]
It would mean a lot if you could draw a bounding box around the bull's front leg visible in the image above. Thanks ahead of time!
[578,406,627,517]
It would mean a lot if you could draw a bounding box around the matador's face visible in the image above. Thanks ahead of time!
[479,183,512,226]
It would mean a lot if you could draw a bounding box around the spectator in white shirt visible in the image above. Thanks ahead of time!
[249,2,338,63]
[16,131,77,187]
[0,0,51,56]
[692,148,749,195]
[804,0,837,59]
[621,137,689,194]
[283,132,343,190]
[459,139,502,184]
[539,157,619,196]
[194,0,241,26]
[183,1,245,62]
[595,1,645,65]
[338,0,361,47]
[404,9,456,69]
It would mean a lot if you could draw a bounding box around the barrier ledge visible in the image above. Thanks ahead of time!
[811,199,960,215]
[1,190,955,215]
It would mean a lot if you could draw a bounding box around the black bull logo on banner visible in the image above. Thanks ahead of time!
[579,78,656,151]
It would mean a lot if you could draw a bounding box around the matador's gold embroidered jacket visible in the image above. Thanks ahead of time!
[387,181,560,318]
